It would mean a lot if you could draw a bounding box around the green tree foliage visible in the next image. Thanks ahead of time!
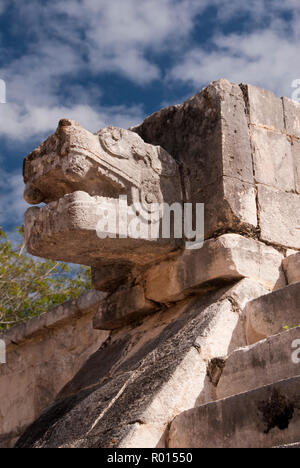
[0,226,91,331]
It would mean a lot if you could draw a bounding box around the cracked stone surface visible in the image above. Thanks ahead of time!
[24,121,183,268]
[244,282,300,344]
[216,327,300,400]
[283,252,300,285]
[169,376,300,448]
[2,79,300,448]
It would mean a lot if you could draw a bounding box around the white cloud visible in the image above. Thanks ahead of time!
[0,102,143,141]
[0,0,205,142]
[80,0,202,83]
[169,16,300,97]
[0,169,27,227]
[0,0,299,144]
[167,1,300,97]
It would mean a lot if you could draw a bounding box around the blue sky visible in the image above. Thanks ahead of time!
[0,0,299,232]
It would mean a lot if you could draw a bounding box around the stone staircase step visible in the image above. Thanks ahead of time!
[216,327,300,400]
[168,376,300,448]
[244,282,300,344]
[273,442,300,448]
[144,234,284,304]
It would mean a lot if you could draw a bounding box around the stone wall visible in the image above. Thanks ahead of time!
[133,80,300,250]
[3,79,300,448]
[15,279,266,448]
[0,290,108,448]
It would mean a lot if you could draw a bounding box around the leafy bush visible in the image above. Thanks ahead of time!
[0,226,91,331]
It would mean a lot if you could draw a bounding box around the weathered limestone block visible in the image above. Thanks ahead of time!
[292,139,300,194]
[282,97,300,139]
[23,120,181,207]
[133,79,257,238]
[216,327,300,400]
[242,86,300,250]
[135,80,254,186]
[283,253,300,285]
[93,284,158,330]
[258,185,300,249]
[25,191,180,267]
[244,282,300,345]
[144,234,285,303]
[169,376,300,448]
[15,280,265,449]
[219,83,254,184]
[199,176,257,238]
[242,84,285,132]
[251,128,295,192]
[23,121,183,266]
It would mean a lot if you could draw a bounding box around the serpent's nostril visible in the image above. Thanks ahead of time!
[24,184,45,205]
